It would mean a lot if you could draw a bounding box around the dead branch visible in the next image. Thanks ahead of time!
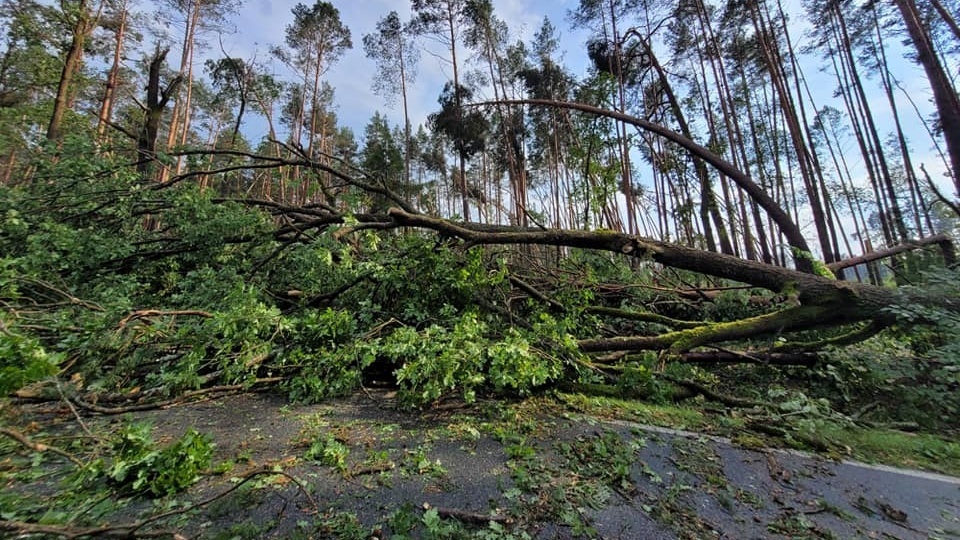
[423,503,513,525]
[118,309,212,328]
[16,278,104,311]
[71,378,283,415]
[827,233,956,272]
[0,427,84,467]
[509,275,565,311]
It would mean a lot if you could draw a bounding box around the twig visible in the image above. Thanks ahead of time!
[118,309,212,328]
[55,379,94,439]
[131,469,319,533]
[0,427,84,467]
[508,275,565,311]
[0,469,317,539]
[16,278,104,312]
[71,378,284,415]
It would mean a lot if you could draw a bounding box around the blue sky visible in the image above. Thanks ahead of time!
[212,0,591,139]
[139,0,954,244]
[162,0,945,197]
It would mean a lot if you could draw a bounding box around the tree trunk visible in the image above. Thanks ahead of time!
[893,0,960,197]
[138,48,182,178]
[47,0,97,142]
[97,3,127,145]
[397,30,412,191]
[635,36,732,255]
[387,208,949,355]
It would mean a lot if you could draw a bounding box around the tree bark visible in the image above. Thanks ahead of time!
[138,48,182,178]
[387,208,926,354]
[893,0,960,197]
[97,3,128,145]
[47,0,98,142]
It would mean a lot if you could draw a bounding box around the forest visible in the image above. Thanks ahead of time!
[0,0,959,537]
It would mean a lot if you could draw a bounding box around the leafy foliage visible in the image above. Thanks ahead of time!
[0,317,62,395]
[86,423,213,497]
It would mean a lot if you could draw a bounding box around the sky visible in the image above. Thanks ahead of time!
[131,0,956,247]
[149,0,947,201]
[201,0,589,140]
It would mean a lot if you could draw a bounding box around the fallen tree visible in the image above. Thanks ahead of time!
[3,111,957,415]
[387,208,956,357]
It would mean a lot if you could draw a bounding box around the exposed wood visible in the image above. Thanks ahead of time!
[137,48,183,177]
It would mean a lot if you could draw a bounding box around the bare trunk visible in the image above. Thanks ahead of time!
[636,36,732,255]
[138,48,182,179]
[397,31,412,191]
[97,3,127,144]
[495,99,816,271]
[48,0,96,142]
[893,0,960,196]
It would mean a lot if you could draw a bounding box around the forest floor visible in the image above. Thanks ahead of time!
[4,390,960,539]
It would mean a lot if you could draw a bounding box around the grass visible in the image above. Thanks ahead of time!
[553,392,960,477]
[555,392,718,430]
[812,424,960,477]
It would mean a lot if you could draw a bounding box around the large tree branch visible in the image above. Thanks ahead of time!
[828,233,956,272]
[579,305,832,354]
[387,209,908,353]
[388,208,869,301]
[479,99,814,272]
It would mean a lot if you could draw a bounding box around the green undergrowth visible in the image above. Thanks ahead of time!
[2,140,957,422]
[811,424,960,475]
[552,391,960,477]
[0,416,215,528]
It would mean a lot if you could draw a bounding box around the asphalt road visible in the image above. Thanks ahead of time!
[139,392,960,539]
